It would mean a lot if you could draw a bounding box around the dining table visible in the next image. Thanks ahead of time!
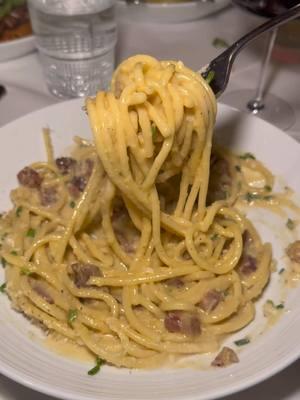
[0,3,299,400]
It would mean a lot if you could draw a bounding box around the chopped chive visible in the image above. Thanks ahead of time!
[151,124,158,141]
[245,192,273,202]
[264,185,272,192]
[212,37,229,48]
[10,250,18,256]
[69,201,76,209]
[20,267,33,276]
[245,192,254,202]
[67,309,78,325]
[235,165,241,172]
[286,218,295,230]
[239,152,256,160]
[234,337,250,346]
[0,283,6,293]
[267,300,284,309]
[245,192,261,202]
[1,257,6,268]
[16,206,23,217]
[210,233,219,240]
[88,357,105,376]
[205,70,215,85]
[279,268,285,275]
[26,228,36,238]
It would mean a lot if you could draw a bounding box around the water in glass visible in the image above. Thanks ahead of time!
[28,0,117,98]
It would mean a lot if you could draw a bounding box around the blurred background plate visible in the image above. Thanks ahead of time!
[0,35,35,62]
[117,0,231,23]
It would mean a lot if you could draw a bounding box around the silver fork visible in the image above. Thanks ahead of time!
[200,4,300,98]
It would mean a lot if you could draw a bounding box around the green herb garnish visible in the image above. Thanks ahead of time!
[0,283,6,293]
[69,201,76,209]
[88,357,105,376]
[279,268,285,275]
[16,206,23,217]
[235,165,241,172]
[234,337,250,346]
[20,267,33,276]
[286,218,295,230]
[210,233,219,240]
[267,300,285,309]
[67,309,78,325]
[10,250,18,256]
[239,152,256,160]
[212,37,229,48]
[1,257,6,268]
[205,70,215,85]
[245,192,261,202]
[151,124,158,141]
[26,228,36,238]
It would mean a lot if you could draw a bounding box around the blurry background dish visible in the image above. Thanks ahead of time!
[0,34,35,61]
[0,0,35,61]
[0,0,31,42]
[117,0,231,23]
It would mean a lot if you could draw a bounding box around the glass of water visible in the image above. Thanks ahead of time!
[28,0,117,98]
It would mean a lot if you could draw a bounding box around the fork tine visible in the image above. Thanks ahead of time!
[200,48,234,98]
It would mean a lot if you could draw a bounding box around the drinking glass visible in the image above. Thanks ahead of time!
[223,0,299,131]
[28,0,117,99]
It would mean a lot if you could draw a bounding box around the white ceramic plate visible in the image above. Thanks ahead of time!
[117,0,231,23]
[0,99,299,400]
[0,35,35,62]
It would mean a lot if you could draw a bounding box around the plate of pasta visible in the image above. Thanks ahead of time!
[0,55,299,400]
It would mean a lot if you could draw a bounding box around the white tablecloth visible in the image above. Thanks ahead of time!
[0,5,299,400]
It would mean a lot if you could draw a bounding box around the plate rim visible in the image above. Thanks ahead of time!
[0,34,34,49]
[0,34,35,62]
